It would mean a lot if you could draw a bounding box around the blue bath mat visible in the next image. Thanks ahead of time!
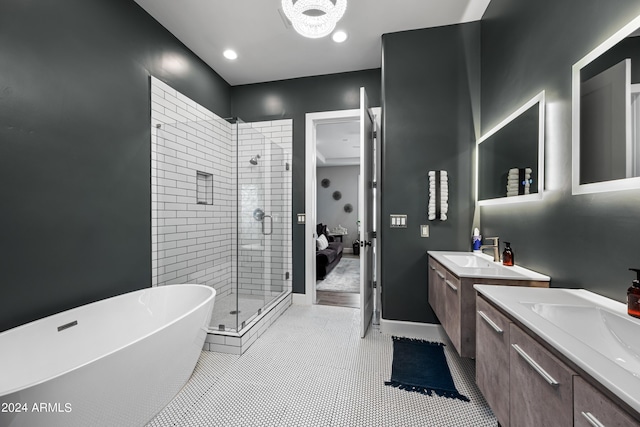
[385,337,470,402]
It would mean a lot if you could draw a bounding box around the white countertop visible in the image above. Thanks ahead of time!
[428,251,550,281]
[475,285,640,415]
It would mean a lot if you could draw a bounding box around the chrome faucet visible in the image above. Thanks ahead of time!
[480,236,500,262]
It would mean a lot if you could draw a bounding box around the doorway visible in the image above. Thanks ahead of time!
[315,119,362,309]
[304,99,381,335]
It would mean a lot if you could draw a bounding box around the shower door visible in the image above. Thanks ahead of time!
[236,123,289,330]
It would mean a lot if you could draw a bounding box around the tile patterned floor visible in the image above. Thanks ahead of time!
[148,304,497,427]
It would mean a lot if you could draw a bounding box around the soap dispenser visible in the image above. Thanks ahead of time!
[502,242,514,266]
[628,268,640,319]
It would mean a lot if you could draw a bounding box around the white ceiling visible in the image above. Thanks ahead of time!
[134,0,491,86]
[316,121,361,167]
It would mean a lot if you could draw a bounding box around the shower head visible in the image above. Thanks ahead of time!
[249,154,261,165]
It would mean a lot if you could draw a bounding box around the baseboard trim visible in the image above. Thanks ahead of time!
[292,293,311,305]
[379,318,448,342]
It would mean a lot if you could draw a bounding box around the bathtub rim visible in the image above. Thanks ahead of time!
[0,284,215,397]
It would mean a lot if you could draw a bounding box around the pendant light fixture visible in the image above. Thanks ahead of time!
[281,0,347,39]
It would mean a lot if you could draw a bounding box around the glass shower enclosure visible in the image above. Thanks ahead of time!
[152,117,292,334]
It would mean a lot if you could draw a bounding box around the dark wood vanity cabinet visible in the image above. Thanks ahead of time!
[428,255,548,358]
[476,294,640,427]
[476,297,512,427]
[574,377,640,427]
[509,324,576,427]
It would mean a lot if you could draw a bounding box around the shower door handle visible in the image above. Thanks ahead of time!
[262,214,273,235]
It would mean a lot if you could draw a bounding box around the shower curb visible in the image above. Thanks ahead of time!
[203,292,292,354]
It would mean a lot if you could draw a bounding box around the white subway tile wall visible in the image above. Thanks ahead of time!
[150,77,292,327]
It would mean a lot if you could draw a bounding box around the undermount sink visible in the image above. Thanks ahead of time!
[443,254,495,269]
[521,302,640,377]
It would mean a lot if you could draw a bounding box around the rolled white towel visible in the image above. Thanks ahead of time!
[428,213,436,221]
[507,191,518,197]
[508,171,531,176]
[428,171,436,177]
[509,167,532,174]
[441,213,448,220]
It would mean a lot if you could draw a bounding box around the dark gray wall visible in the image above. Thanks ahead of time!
[230,70,381,294]
[381,23,480,323]
[316,166,360,247]
[0,0,230,332]
[481,0,640,300]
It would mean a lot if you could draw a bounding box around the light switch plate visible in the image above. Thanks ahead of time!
[297,213,306,224]
[421,225,429,237]
[390,214,407,228]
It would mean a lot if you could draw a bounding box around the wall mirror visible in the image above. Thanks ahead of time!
[477,91,545,206]
[572,14,640,195]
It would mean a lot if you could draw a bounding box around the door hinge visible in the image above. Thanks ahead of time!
[372,280,377,289]
[373,130,377,139]
[371,231,377,238]
[372,181,377,189]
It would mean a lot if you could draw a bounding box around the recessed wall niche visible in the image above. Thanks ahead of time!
[197,171,213,205]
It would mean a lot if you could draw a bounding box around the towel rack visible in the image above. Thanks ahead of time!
[428,170,448,221]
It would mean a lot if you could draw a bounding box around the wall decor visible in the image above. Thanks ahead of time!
[344,203,353,213]
[332,191,342,200]
[321,178,331,188]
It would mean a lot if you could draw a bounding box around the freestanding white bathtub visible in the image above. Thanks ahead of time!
[0,284,215,427]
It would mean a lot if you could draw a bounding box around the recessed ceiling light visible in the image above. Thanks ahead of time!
[332,31,348,43]
[223,49,238,60]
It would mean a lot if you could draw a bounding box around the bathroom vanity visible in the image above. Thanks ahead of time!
[427,251,550,358]
[475,285,640,427]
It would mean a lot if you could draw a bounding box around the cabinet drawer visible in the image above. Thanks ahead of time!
[574,376,640,427]
[476,297,511,427]
[429,261,447,326]
[443,272,460,354]
[510,324,576,427]
[428,260,439,315]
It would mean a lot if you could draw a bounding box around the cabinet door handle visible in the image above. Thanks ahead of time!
[436,271,445,279]
[478,311,503,334]
[511,344,559,387]
[430,265,436,270]
[446,280,458,292]
[581,412,605,427]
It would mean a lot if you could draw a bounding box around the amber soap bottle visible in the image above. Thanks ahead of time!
[628,268,640,319]
[502,242,514,266]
